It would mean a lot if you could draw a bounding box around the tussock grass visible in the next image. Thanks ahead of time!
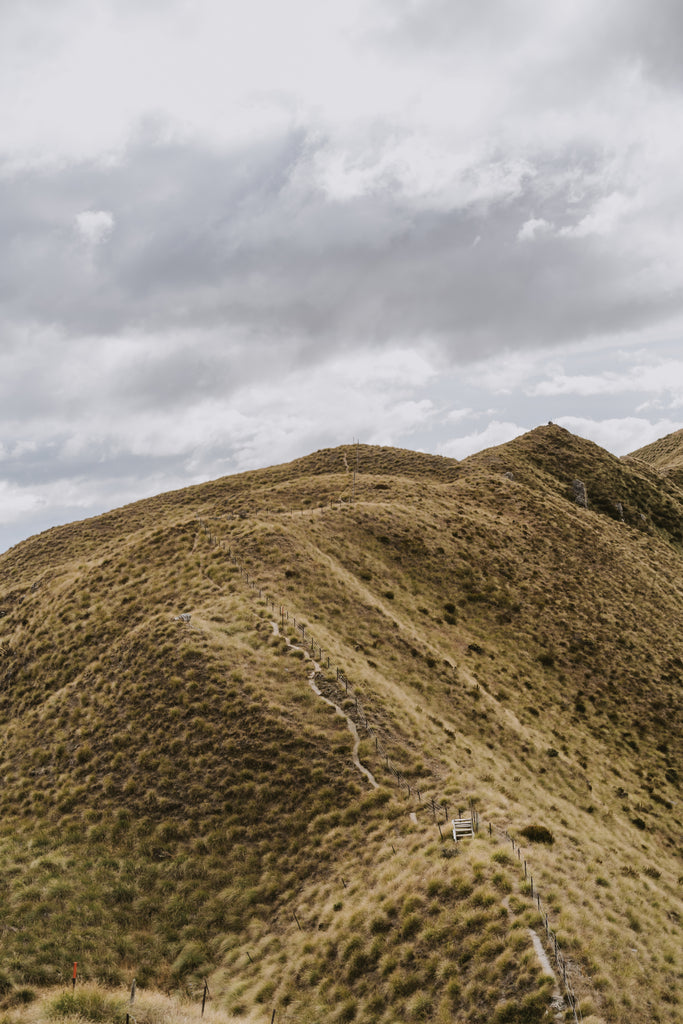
[1,428,682,1021]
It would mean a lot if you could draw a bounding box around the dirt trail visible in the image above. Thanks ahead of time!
[528,929,565,1022]
[271,621,378,789]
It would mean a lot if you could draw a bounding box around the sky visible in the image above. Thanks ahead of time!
[2,0,683,552]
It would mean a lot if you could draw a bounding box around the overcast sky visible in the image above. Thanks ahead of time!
[2,0,683,551]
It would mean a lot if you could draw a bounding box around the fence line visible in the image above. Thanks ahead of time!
[194,518,585,1023]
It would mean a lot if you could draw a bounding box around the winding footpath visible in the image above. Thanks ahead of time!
[271,620,378,789]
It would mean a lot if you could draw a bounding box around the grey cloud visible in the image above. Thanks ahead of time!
[0,438,181,488]
[2,128,679,374]
[597,0,683,88]
[374,0,683,92]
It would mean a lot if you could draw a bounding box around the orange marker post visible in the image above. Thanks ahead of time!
[72,963,77,991]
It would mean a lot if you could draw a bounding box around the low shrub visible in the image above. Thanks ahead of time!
[519,824,554,845]
[49,987,123,1021]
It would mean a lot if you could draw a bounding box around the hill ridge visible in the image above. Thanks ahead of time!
[0,425,682,1023]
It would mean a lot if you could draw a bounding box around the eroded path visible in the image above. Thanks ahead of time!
[528,929,565,1022]
[271,621,378,789]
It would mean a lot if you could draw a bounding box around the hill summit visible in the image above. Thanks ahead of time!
[0,425,681,1024]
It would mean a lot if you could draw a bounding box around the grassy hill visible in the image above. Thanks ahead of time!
[628,426,683,491]
[629,426,683,471]
[0,425,681,1024]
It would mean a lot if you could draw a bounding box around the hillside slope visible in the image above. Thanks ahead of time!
[629,426,683,471]
[0,428,681,1024]
[628,426,683,491]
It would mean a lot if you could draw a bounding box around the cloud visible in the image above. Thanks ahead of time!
[555,415,683,456]
[4,0,683,553]
[559,191,632,239]
[4,124,683,371]
[518,217,553,241]
[75,209,114,244]
[529,358,683,404]
[438,420,526,460]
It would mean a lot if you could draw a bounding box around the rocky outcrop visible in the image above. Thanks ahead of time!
[571,480,588,508]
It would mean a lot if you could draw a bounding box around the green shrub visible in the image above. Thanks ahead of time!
[49,987,123,1021]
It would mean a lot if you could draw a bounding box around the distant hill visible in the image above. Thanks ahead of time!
[0,425,681,1024]
[628,425,683,481]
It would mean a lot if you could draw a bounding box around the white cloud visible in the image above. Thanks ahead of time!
[75,209,115,244]
[555,415,683,456]
[518,217,552,241]
[445,407,474,423]
[0,479,47,523]
[438,421,526,461]
[529,359,683,402]
[559,191,633,239]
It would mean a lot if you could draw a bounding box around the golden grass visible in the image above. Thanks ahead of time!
[0,426,682,1022]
